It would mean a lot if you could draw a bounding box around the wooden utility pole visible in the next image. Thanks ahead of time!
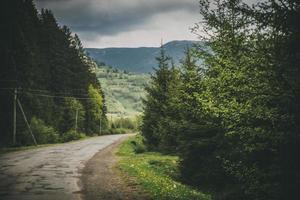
[99,116,102,135]
[75,108,78,134]
[17,99,37,146]
[110,115,113,129]
[13,88,17,145]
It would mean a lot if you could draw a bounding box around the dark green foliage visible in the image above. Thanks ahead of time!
[61,130,85,143]
[141,0,300,199]
[30,117,60,144]
[0,0,106,146]
[101,128,128,135]
[258,0,300,198]
[59,98,85,134]
[141,46,181,152]
[130,139,147,154]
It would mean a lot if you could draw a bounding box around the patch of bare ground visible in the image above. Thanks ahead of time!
[80,136,150,200]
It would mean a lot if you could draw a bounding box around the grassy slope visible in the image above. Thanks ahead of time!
[116,135,211,200]
[94,66,149,118]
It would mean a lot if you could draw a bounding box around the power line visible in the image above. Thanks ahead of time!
[21,91,97,100]
[0,88,91,97]
[22,88,89,96]
[24,88,88,93]
[4,84,104,146]
[0,88,15,90]
[1,87,101,101]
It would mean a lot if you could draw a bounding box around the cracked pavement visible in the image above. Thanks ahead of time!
[0,134,130,200]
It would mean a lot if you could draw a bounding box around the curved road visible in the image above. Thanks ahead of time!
[0,134,130,200]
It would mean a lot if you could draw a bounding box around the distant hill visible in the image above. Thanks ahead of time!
[94,65,149,117]
[85,40,201,73]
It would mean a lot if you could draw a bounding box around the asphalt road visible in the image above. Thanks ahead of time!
[0,134,130,200]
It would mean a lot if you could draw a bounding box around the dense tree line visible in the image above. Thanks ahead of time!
[0,0,107,146]
[141,0,299,199]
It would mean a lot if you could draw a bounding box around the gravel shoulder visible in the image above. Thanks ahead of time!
[81,135,148,200]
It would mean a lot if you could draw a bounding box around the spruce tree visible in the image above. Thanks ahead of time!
[142,46,173,149]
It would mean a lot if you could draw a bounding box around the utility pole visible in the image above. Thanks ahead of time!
[17,99,37,146]
[75,108,78,134]
[120,113,123,129]
[13,88,17,145]
[99,115,102,135]
[110,114,113,129]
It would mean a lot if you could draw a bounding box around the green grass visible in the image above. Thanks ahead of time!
[117,135,211,200]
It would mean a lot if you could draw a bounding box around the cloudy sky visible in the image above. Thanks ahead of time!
[35,0,200,48]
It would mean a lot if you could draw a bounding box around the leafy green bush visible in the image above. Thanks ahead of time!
[130,135,146,153]
[61,130,85,142]
[59,98,85,134]
[101,128,133,135]
[30,117,60,144]
[110,116,142,130]
[109,128,128,135]
[85,84,107,135]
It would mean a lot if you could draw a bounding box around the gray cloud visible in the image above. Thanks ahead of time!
[35,0,259,48]
[35,0,199,36]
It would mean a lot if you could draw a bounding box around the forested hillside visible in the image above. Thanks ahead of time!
[94,65,149,117]
[0,0,106,147]
[85,40,200,73]
[141,0,300,199]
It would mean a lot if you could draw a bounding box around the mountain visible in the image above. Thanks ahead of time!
[85,40,201,73]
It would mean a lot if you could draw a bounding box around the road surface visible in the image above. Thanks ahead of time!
[0,134,130,200]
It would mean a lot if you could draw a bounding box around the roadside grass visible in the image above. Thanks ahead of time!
[117,135,211,200]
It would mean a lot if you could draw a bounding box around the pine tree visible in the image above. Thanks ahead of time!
[142,46,174,149]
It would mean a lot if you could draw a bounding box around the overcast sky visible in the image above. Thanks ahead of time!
[35,0,258,48]
[35,0,200,48]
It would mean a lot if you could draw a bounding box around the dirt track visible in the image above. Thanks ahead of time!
[81,135,149,200]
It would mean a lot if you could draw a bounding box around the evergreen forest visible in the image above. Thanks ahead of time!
[141,0,300,199]
[0,0,107,146]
